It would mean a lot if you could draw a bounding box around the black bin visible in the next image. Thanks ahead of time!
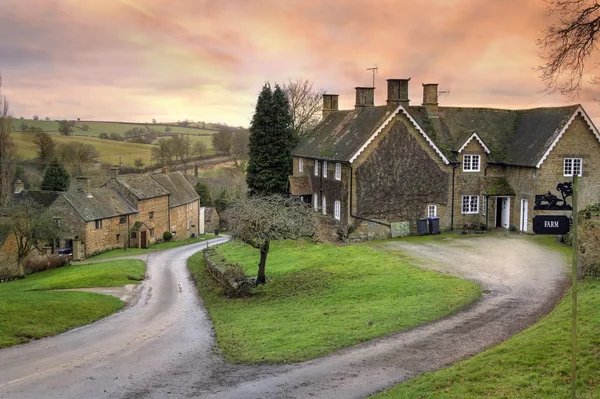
[214,229,220,236]
[417,218,429,235]
[428,217,440,234]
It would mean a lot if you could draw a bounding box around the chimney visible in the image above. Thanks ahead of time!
[422,83,439,116]
[322,94,339,119]
[386,78,410,109]
[76,177,93,198]
[162,164,169,174]
[110,167,119,180]
[355,87,374,109]
[14,179,24,194]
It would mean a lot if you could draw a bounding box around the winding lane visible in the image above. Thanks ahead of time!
[0,235,568,399]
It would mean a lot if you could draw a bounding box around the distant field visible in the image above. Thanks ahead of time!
[11,121,216,167]
[12,119,216,138]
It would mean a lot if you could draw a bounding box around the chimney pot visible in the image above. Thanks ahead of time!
[386,78,410,108]
[355,87,375,109]
[76,177,93,198]
[422,83,439,116]
[162,164,169,174]
[322,94,339,119]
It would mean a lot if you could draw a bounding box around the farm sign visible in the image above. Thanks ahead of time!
[532,215,570,235]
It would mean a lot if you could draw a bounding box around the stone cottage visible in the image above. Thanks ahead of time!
[290,78,600,240]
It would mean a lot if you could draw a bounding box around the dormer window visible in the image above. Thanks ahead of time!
[463,154,480,172]
[314,160,319,176]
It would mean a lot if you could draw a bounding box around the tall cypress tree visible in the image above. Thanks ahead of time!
[41,159,70,191]
[247,83,295,196]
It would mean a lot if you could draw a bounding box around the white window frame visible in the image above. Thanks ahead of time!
[563,158,582,177]
[462,195,479,214]
[323,161,328,178]
[481,195,487,216]
[427,205,437,218]
[313,193,318,210]
[322,195,327,215]
[314,160,319,176]
[463,154,481,172]
[298,157,303,173]
[334,200,341,220]
[335,163,341,180]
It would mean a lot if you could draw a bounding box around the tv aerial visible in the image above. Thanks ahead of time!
[366,65,378,88]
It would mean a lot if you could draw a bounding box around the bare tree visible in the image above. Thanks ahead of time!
[33,132,56,162]
[223,195,319,284]
[230,129,250,171]
[538,0,600,94]
[283,79,325,137]
[0,199,62,276]
[56,142,100,176]
[151,138,174,166]
[0,74,16,206]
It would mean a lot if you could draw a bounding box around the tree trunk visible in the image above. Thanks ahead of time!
[256,240,270,284]
[17,258,24,277]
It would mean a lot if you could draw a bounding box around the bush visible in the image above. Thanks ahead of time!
[579,203,600,279]
[23,254,70,275]
[163,231,173,242]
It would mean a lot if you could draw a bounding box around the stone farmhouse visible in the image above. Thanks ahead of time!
[290,78,600,240]
[5,169,200,260]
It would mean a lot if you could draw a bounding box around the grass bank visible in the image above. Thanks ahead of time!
[371,280,600,399]
[88,235,215,260]
[0,260,145,348]
[188,240,481,364]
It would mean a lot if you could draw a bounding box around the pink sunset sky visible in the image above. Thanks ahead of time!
[1,0,600,127]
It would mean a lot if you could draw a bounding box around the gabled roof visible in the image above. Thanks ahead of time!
[205,207,218,222]
[295,102,585,168]
[116,174,171,200]
[458,133,490,154]
[62,189,137,222]
[151,172,199,207]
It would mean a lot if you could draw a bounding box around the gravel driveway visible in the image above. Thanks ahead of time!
[0,234,568,399]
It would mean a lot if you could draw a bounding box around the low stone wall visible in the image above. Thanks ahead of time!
[204,249,253,297]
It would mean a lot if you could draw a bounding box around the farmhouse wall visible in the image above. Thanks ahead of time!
[84,215,131,256]
[0,233,19,279]
[169,201,199,240]
[452,139,487,229]
[134,196,169,244]
[353,116,450,233]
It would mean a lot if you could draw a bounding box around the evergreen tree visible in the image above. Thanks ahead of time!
[247,83,295,195]
[194,181,213,207]
[41,159,70,191]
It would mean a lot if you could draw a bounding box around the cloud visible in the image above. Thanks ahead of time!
[0,0,597,126]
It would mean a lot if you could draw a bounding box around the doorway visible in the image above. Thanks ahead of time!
[140,231,147,249]
[520,199,528,232]
[496,197,510,229]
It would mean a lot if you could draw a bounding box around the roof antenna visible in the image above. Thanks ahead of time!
[438,89,451,97]
[367,65,378,88]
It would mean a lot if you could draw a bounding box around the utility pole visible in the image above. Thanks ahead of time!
[571,174,579,399]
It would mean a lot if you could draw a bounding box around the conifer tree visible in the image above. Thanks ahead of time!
[41,159,70,191]
[247,83,295,195]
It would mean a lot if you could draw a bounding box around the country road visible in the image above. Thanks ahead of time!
[0,234,568,399]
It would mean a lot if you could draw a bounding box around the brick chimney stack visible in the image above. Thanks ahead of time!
[386,78,410,109]
[322,94,339,119]
[422,83,439,116]
[110,167,119,180]
[162,164,169,174]
[355,87,375,109]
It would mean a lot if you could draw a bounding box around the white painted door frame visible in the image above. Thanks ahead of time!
[520,199,528,232]
[496,197,510,229]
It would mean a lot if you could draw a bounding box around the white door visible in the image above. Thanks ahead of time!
[520,199,528,232]
[501,197,510,229]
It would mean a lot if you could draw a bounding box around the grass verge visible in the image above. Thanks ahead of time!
[88,235,214,260]
[0,260,145,348]
[370,280,600,399]
[188,240,481,364]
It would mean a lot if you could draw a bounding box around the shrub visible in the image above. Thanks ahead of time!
[578,203,600,279]
[163,231,173,242]
[23,254,70,275]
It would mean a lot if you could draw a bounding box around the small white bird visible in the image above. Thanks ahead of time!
[177,283,182,292]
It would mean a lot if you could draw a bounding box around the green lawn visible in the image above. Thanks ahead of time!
[371,280,600,399]
[88,235,215,260]
[188,240,481,364]
[0,260,145,348]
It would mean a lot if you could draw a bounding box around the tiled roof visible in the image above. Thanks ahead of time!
[117,174,171,200]
[295,103,581,167]
[13,191,61,207]
[288,176,312,196]
[151,172,199,207]
[293,106,393,162]
[205,207,218,222]
[62,189,137,222]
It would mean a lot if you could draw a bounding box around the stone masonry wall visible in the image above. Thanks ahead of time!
[84,215,131,256]
[134,196,170,244]
[170,201,199,240]
[452,139,488,229]
[0,233,19,278]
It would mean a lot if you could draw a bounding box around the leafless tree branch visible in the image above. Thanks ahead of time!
[283,79,325,138]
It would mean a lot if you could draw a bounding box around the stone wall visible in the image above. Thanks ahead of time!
[170,201,199,240]
[353,117,450,233]
[84,215,130,256]
[452,139,488,229]
[134,196,170,244]
[0,233,19,279]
